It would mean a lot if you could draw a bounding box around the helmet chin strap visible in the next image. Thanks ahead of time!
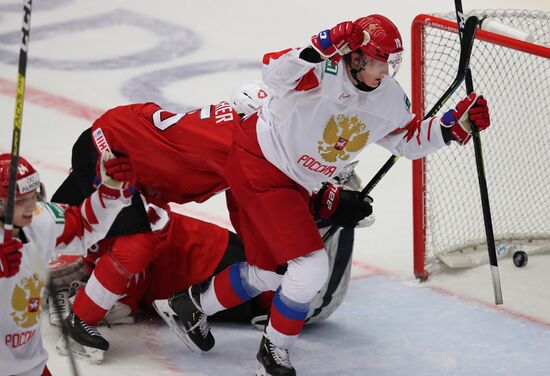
[345,53,377,92]
[349,67,376,92]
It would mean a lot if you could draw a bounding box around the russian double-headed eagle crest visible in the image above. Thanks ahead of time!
[318,114,369,162]
[11,273,44,328]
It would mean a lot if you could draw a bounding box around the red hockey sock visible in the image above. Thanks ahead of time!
[72,255,130,324]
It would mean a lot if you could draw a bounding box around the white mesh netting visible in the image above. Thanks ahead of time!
[419,10,550,270]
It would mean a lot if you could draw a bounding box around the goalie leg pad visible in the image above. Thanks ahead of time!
[48,255,88,291]
[48,289,71,327]
[47,255,88,327]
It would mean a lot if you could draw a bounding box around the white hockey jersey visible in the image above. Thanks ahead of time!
[0,189,130,376]
[258,48,448,194]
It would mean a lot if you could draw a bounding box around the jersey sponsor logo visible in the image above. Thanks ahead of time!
[338,93,351,100]
[5,329,36,349]
[16,171,40,194]
[324,60,338,75]
[92,128,112,154]
[297,155,337,177]
[10,273,44,329]
[318,114,369,162]
[44,202,66,224]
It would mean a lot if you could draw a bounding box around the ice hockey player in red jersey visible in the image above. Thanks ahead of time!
[49,82,271,362]
[53,80,270,222]
[158,15,491,376]
[0,152,135,376]
[49,164,364,362]
[49,211,236,323]
[96,81,272,204]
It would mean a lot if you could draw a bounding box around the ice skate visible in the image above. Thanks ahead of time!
[153,283,214,353]
[256,335,296,376]
[57,311,109,364]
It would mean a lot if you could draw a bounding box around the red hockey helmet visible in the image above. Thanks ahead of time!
[354,15,404,76]
[0,154,41,198]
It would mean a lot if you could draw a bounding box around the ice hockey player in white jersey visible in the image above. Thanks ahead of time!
[0,152,135,376]
[156,14,491,376]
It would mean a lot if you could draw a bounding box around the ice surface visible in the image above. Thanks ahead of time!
[1,0,549,374]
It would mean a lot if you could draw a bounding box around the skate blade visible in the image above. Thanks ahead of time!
[56,336,105,364]
[49,309,70,327]
[152,299,205,354]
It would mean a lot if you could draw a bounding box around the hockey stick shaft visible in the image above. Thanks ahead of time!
[4,0,32,242]
[454,0,503,304]
[321,20,478,243]
[4,2,81,373]
[48,278,80,375]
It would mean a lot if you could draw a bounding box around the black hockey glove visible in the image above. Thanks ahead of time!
[311,182,373,228]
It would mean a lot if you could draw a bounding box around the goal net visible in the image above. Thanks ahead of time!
[411,10,550,279]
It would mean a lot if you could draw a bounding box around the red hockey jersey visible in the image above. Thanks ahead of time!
[91,101,239,204]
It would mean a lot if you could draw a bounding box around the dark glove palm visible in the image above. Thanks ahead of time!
[312,183,373,229]
[332,189,373,228]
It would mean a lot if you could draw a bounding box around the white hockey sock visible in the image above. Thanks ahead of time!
[200,276,226,316]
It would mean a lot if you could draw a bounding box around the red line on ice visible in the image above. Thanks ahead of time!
[0,78,104,122]
[352,259,550,328]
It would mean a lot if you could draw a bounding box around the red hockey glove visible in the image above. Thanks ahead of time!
[311,21,370,63]
[98,151,136,199]
[311,183,373,229]
[0,239,23,278]
[440,93,491,145]
[103,155,136,185]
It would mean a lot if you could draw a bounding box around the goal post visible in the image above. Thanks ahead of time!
[411,10,550,280]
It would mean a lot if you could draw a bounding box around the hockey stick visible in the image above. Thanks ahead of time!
[322,18,478,243]
[49,278,80,375]
[454,0,503,305]
[4,1,81,373]
[4,0,32,242]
